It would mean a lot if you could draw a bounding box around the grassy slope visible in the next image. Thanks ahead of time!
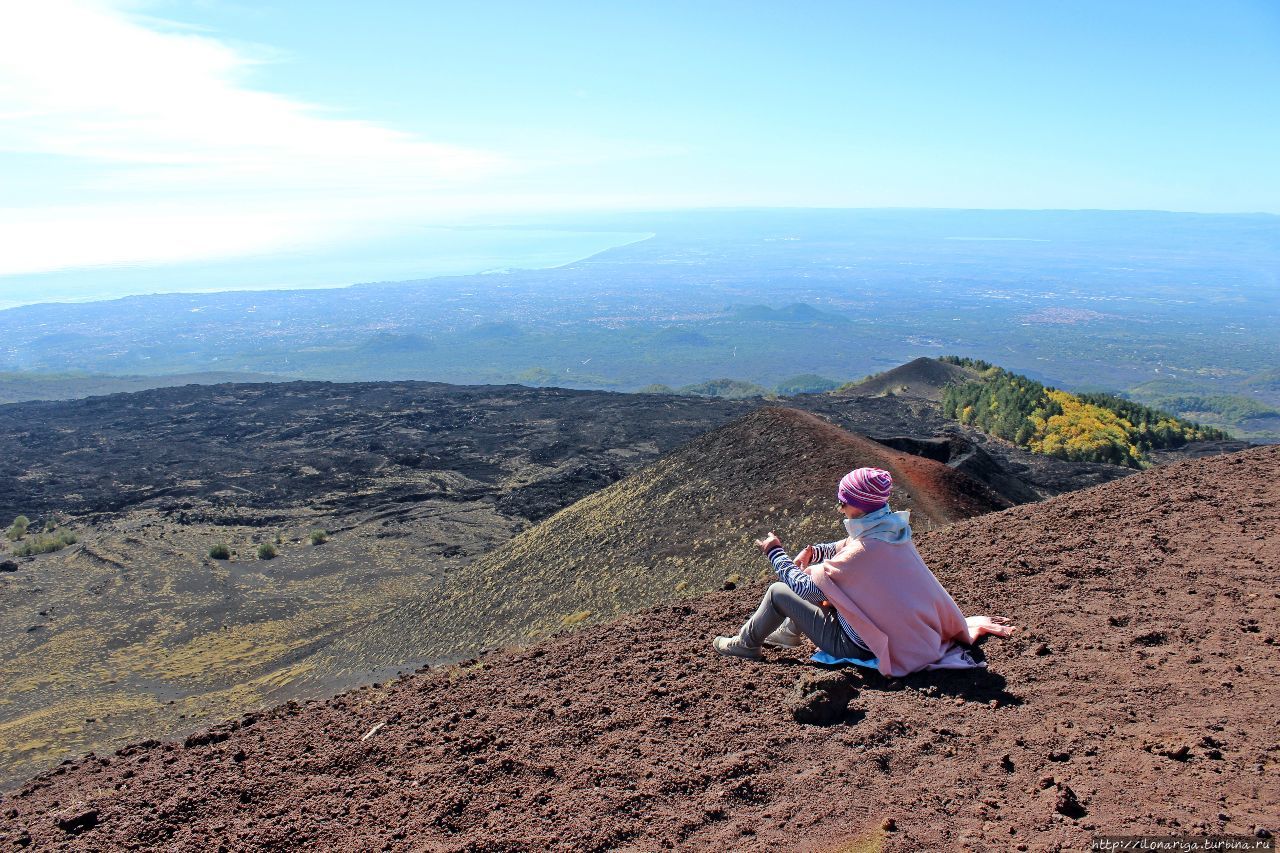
[334,407,1008,667]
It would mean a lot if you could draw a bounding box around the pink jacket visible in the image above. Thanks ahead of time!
[808,536,972,677]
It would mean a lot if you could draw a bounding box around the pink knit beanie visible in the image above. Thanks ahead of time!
[837,467,892,512]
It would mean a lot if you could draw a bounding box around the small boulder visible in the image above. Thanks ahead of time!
[55,807,98,835]
[1156,743,1191,761]
[786,671,855,725]
[1054,784,1087,819]
[0,560,18,573]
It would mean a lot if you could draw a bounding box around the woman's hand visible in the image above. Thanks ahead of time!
[795,545,815,569]
[965,615,1018,643]
[755,532,783,554]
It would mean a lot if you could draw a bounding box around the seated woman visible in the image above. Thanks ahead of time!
[713,467,1015,676]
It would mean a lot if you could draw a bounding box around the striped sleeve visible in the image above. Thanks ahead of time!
[808,540,844,562]
[765,547,827,605]
[770,545,871,653]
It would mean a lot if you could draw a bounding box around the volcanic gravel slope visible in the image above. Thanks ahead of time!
[324,407,1009,668]
[3,445,1276,851]
[0,379,1130,789]
[838,356,979,402]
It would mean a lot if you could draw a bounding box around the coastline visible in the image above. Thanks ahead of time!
[0,228,655,313]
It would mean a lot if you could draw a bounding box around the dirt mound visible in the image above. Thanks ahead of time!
[840,357,978,401]
[327,407,1010,667]
[3,444,1275,851]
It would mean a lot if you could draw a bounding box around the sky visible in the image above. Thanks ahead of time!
[1,0,1278,278]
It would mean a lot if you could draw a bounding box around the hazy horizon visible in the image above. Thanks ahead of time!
[3,205,1276,311]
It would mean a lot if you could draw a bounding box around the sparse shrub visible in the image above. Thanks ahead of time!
[275,533,283,545]
[257,542,277,560]
[6,515,30,541]
[13,529,77,557]
[309,529,328,546]
[209,543,231,560]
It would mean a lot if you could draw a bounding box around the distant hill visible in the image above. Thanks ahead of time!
[726,302,846,323]
[677,378,771,399]
[0,371,280,404]
[775,373,841,395]
[5,444,1275,850]
[341,407,1009,666]
[464,321,525,340]
[836,356,979,401]
[357,332,435,353]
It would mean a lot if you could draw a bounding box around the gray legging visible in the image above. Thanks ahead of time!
[738,581,873,658]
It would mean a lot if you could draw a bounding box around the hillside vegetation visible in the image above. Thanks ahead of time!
[939,357,1228,467]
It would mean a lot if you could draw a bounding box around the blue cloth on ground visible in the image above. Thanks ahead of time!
[811,650,879,669]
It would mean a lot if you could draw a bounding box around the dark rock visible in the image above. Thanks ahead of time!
[786,671,855,725]
[1132,631,1168,647]
[1157,744,1191,761]
[0,560,18,572]
[55,807,98,834]
[1054,785,1087,819]
[184,730,230,749]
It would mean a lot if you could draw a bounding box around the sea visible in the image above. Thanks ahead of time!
[0,226,652,311]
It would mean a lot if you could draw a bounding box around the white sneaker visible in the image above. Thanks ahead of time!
[713,636,763,660]
[763,621,804,649]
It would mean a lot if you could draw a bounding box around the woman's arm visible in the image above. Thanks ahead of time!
[795,539,847,570]
[765,547,827,605]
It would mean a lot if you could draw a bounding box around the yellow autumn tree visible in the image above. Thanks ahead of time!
[1030,390,1143,467]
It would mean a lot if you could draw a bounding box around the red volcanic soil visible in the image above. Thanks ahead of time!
[2,446,1277,851]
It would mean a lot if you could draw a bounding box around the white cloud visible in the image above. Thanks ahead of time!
[0,0,508,274]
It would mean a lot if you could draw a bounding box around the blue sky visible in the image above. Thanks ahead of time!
[1,0,1277,276]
